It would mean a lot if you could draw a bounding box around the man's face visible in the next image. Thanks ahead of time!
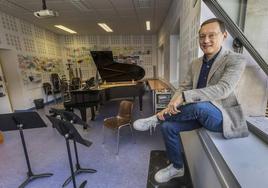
[199,22,227,58]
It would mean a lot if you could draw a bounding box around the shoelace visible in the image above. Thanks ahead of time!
[162,164,173,173]
[168,166,180,177]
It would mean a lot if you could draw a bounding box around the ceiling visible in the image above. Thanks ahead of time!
[0,0,173,35]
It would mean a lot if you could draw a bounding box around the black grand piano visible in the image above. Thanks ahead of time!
[64,51,146,127]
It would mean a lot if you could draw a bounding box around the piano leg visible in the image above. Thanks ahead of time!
[90,107,95,121]
[78,107,88,129]
[139,95,143,111]
[95,105,98,112]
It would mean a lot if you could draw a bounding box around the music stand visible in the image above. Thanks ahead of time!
[12,115,53,188]
[49,108,89,129]
[46,116,96,188]
[48,109,96,186]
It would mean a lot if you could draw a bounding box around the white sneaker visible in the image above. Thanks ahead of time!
[133,115,159,131]
[154,164,184,183]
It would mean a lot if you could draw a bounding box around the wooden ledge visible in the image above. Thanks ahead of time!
[147,79,170,91]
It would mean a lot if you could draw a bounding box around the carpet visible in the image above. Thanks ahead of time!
[147,150,193,188]
[0,112,46,131]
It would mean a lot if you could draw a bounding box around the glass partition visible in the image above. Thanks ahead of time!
[203,0,268,75]
[217,0,268,66]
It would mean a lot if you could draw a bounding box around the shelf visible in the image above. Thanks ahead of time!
[153,90,172,113]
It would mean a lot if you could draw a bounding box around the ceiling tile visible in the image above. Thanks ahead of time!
[0,0,173,35]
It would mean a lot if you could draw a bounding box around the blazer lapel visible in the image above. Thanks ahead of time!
[207,49,228,82]
[193,58,203,89]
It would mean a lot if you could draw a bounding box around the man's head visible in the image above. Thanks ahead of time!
[199,18,227,59]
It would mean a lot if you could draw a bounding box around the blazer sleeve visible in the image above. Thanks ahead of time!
[171,62,194,102]
[183,53,246,103]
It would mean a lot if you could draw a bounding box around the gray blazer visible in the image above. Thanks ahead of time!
[173,48,249,139]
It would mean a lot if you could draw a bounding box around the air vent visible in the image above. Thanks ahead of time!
[69,0,91,12]
[137,0,151,8]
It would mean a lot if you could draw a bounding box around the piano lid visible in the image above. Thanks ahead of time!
[90,51,145,82]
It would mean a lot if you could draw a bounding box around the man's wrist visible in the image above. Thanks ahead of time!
[181,92,186,106]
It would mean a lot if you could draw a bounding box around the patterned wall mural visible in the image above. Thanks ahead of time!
[17,54,64,87]
[61,35,156,81]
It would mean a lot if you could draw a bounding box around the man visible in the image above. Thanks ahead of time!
[134,18,249,183]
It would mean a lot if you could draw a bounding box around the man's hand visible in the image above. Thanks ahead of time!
[157,108,169,120]
[156,94,184,120]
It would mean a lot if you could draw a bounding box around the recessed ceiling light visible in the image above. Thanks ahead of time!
[146,21,150,31]
[54,25,77,34]
[98,23,113,32]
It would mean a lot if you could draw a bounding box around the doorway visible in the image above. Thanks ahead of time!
[0,58,12,113]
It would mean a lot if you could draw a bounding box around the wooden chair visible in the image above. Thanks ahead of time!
[0,131,4,144]
[102,100,135,154]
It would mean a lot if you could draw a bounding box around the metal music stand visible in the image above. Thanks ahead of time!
[46,116,96,188]
[12,116,53,188]
[49,108,89,129]
[48,109,96,186]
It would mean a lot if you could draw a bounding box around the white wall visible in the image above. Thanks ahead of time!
[0,11,62,110]
[0,60,12,113]
[244,0,268,64]
[179,0,200,82]
[157,0,181,82]
[59,35,157,81]
[157,45,164,78]
[0,50,28,110]
[169,35,179,85]
[157,0,200,86]
[217,0,241,25]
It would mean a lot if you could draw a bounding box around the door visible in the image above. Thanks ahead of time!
[0,60,12,113]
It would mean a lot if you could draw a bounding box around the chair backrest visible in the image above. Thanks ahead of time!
[71,77,81,90]
[117,100,133,120]
[42,82,52,95]
[50,73,61,92]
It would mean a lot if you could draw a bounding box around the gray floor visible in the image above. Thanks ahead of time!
[0,92,165,188]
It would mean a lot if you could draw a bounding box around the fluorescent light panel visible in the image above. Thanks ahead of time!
[54,25,77,34]
[146,21,150,30]
[98,23,113,32]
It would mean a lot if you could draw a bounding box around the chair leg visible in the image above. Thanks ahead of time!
[102,125,105,144]
[116,128,120,155]
[129,124,136,144]
[90,106,95,121]
[45,92,48,104]
[153,126,156,133]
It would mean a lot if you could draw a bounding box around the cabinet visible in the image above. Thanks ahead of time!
[153,90,172,113]
[147,79,172,113]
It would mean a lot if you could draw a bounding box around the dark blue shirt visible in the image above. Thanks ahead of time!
[196,49,221,89]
